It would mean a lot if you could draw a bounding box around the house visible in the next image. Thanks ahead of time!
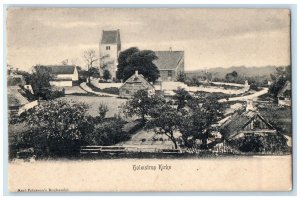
[277,81,291,106]
[153,50,184,81]
[47,65,79,87]
[119,71,155,98]
[8,86,38,115]
[99,29,121,80]
[219,109,277,141]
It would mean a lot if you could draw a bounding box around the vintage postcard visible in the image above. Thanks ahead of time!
[6,8,292,192]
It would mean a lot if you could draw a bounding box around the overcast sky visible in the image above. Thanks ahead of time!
[7,8,291,71]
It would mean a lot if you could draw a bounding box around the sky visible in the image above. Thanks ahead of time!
[6,8,291,71]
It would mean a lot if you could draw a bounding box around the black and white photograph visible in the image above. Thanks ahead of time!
[6,7,293,192]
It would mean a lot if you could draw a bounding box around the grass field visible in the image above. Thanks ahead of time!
[59,95,127,118]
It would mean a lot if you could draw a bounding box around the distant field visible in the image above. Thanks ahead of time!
[59,95,127,118]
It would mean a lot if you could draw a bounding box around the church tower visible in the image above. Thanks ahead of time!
[99,29,121,80]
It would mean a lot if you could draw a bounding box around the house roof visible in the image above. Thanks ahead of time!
[220,110,275,139]
[120,72,155,90]
[101,30,121,44]
[7,86,29,107]
[47,65,76,75]
[153,51,184,70]
[277,80,291,97]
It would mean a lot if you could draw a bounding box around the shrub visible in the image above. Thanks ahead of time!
[101,87,119,95]
[84,117,127,146]
[228,134,288,153]
[44,88,65,100]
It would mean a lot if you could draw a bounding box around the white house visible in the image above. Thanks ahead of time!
[119,71,155,98]
[47,65,79,87]
[99,29,121,80]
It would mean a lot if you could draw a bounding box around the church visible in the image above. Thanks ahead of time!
[99,29,121,81]
[99,29,185,82]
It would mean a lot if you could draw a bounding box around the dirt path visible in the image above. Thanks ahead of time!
[219,87,268,102]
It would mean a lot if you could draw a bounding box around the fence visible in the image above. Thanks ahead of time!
[80,145,181,154]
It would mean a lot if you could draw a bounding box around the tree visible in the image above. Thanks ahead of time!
[147,103,181,149]
[179,93,224,149]
[103,69,112,81]
[83,49,99,83]
[20,100,91,157]
[176,71,186,82]
[123,90,160,123]
[173,88,192,110]
[30,65,52,98]
[225,71,238,83]
[96,104,109,122]
[269,65,291,99]
[84,117,126,146]
[89,67,100,78]
[116,47,160,82]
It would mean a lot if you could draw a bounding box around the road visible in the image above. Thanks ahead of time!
[219,87,268,102]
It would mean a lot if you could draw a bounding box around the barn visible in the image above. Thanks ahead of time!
[47,65,79,87]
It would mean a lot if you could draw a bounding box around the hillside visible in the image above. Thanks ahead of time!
[186,66,278,79]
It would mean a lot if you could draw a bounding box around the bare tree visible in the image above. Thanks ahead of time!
[83,49,98,83]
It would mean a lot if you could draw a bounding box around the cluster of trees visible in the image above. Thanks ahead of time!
[123,89,224,151]
[10,100,131,158]
[116,47,160,83]
[269,66,291,100]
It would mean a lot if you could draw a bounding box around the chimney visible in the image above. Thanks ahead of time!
[246,99,254,111]
[135,70,139,77]
[169,47,172,52]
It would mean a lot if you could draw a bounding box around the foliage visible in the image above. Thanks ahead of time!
[147,103,181,149]
[173,88,192,110]
[228,134,288,153]
[29,65,52,98]
[116,47,160,82]
[103,69,112,81]
[178,93,224,149]
[18,100,91,157]
[184,76,201,86]
[86,83,119,95]
[44,88,65,100]
[249,82,259,91]
[101,87,119,95]
[123,90,164,123]
[84,117,127,146]
[89,67,100,78]
[176,71,186,82]
[269,66,291,99]
[95,104,109,122]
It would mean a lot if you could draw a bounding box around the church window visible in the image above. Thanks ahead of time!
[106,46,110,50]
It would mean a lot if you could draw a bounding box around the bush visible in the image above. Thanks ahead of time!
[44,88,65,100]
[84,117,127,146]
[228,134,289,153]
[101,87,119,95]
